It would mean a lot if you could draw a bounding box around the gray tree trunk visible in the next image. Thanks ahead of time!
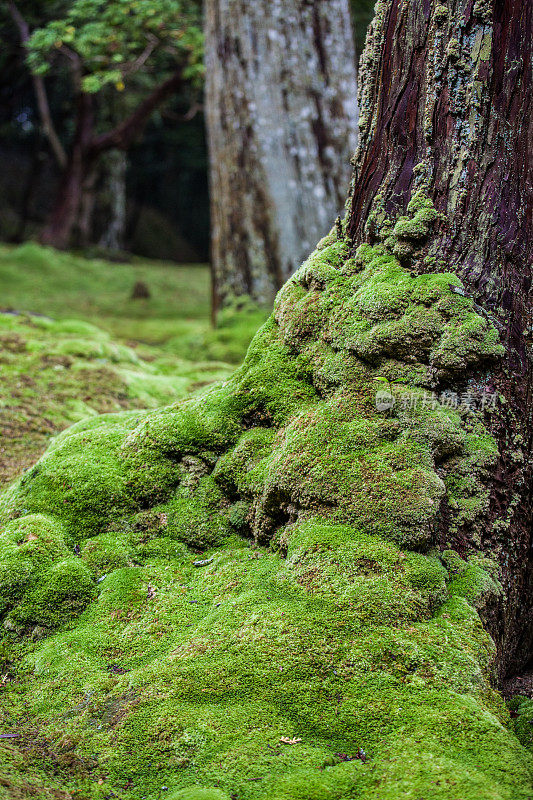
[99,150,127,252]
[205,0,358,311]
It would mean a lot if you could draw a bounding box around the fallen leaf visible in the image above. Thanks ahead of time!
[279,736,302,745]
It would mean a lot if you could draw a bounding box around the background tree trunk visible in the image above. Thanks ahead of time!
[99,150,127,252]
[205,0,359,312]
[347,0,532,679]
[76,167,98,248]
[39,94,94,250]
[12,139,44,243]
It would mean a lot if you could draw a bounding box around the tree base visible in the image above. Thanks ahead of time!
[0,202,531,797]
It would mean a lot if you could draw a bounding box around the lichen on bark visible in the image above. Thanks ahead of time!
[349,0,532,680]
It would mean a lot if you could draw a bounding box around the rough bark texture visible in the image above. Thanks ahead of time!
[3,5,533,795]
[347,0,532,678]
[205,0,359,311]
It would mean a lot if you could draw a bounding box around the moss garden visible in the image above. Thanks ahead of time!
[1,198,532,800]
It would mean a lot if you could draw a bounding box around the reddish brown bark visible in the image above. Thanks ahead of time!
[40,93,94,249]
[347,0,532,676]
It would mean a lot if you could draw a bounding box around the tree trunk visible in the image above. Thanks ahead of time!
[3,4,533,793]
[347,0,532,678]
[40,94,94,250]
[98,150,128,252]
[39,151,85,250]
[76,166,98,248]
[205,0,359,312]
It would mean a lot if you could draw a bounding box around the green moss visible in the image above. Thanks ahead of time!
[0,205,528,798]
[0,242,211,344]
[1,519,529,798]
[3,417,139,539]
[257,762,364,799]
[0,739,80,800]
[366,193,440,261]
[448,558,502,609]
[392,197,438,240]
[151,474,232,550]
[177,296,270,365]
[0,515,94,632]
[431,311,504,375]
[509,697,533,752]
[8,558,94,630]
[25,317,124,349]
[0,233,505,558]
[0,312,234,492]
[434,4,449,23]
[296,240,350,289]
[168,790,230,800]
[81,533,133,578]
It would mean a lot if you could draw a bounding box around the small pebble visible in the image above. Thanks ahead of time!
[193,558,213,567]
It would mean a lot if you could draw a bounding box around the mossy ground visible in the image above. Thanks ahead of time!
[0,243,209,345]
[0,243,267,358]
[0,246,265,488]
[0,313,230,490]
[0,220,531,799]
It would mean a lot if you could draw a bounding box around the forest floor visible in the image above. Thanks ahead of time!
[0,241,532,800]
[0,243,266,488]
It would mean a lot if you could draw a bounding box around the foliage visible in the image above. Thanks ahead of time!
[0,1,208,258]
[349,0,376,55]
[1,0,205,250]
[24,0,203,93]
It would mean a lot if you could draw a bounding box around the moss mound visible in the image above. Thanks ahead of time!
[0,201,531,799]
[510,696,533,752]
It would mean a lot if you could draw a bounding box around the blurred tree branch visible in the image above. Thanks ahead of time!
[90,68,184,155]
[8,0,67,168]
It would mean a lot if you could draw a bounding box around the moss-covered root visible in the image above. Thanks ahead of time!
[0,201,529,798]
